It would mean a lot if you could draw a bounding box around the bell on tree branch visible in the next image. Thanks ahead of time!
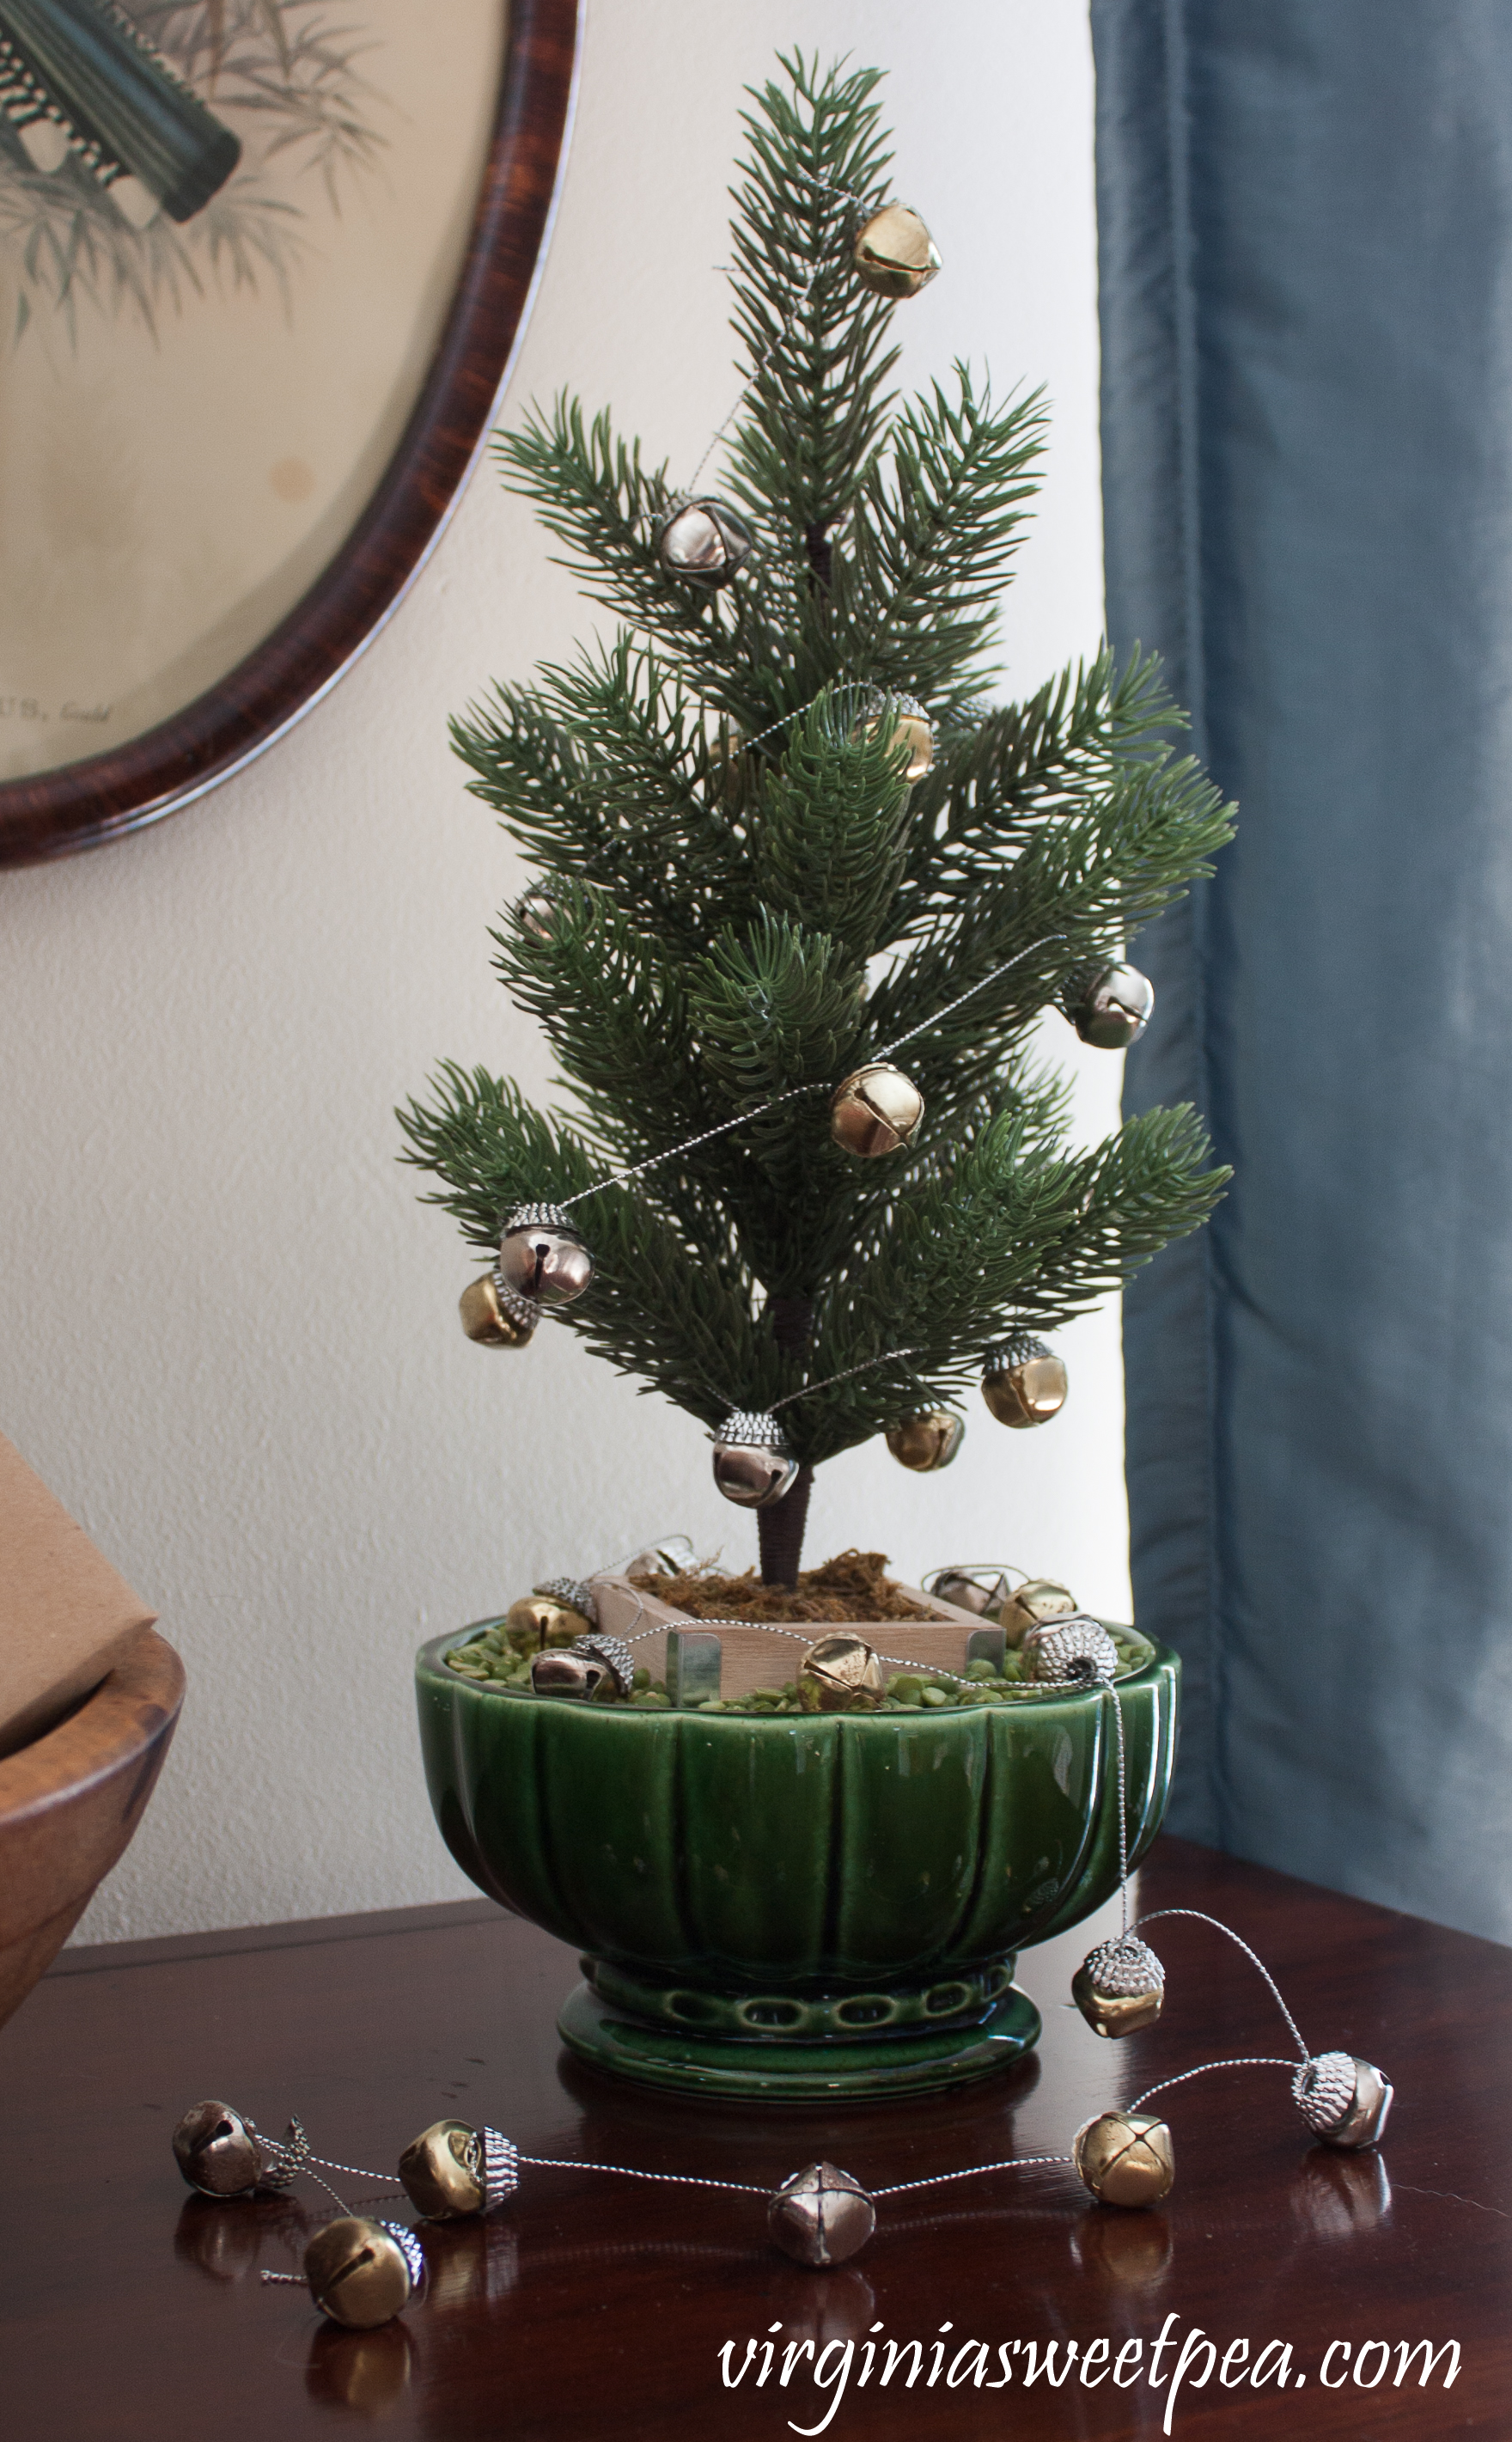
[497,1206,594,1307]
[830,1062,924,1157]
[851,688,934,782]
[1064,961,1155,1050]
[656,498,753,588]
[851,203,940,297]
[982,1334,1068,1427]
[886,1410,964,1472]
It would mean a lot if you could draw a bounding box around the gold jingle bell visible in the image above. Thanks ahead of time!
[1073,2111,1174,2208]
[1066,960,1155,1051]
[830,1061,924,1157]
[399,2121,521,2220]
[497,1204,594,1308]
[459,1271,538,1349]
[768,2162,876,2266]
[1293,2053,1393,2150]
[800,1632,886,1713]
[886,1410,964,1473]
[656,496,753,589]
[851,203,941,298]
[1071,1935,1166,2037]
[710,1409,800,1509]
[505,1592,594,1652]
[172,2099,276,2198]
[981,1335,1068,1427]
[304,2217,424,2329]
[1001,1575,1077,1645]
[852,691,935,784]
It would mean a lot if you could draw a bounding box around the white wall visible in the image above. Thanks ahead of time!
[1,0,1115,1943]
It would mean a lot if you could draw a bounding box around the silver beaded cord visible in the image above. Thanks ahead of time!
[1080,1934,1166,1999]
[535,1575,600,1625]
[1293,2050,1359,2135]
[504,1202,576,1234]
[381,2222,426,2286]
[482,2128,521,2208]
[490,1268,544,1331]
[710,1408,789,1450]
[572,1633,636,1696]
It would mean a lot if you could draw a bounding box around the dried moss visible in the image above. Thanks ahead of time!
[628,1548,933,1625]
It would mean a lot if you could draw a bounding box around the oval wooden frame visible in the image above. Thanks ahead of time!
[0,0,580,870]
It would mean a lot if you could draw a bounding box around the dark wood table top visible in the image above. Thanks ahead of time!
[3,1836,1505,2439]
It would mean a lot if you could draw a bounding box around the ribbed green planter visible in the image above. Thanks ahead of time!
[416,1628,1179,2099]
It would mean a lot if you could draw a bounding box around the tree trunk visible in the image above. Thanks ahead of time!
[759,1294,815,1587]
[759,1462,814,1590]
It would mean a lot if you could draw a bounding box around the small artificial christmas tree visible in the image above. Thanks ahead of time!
[399,55,1231,1596]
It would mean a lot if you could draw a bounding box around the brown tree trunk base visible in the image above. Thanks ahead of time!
[758,1462,814,1590]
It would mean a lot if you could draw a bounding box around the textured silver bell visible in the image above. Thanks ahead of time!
[1293,2053,1393,2149]
[656,497,753,588]
[1072,1935,1166,2037]
[172,2100,288,2198]
[851,203,941,297]
[304,2216,424,2329]
[572,1631,635,1696]
[981,1333,1069,1427]
[1064,960,1155,1051]
[710,1409,799,1508]
[768,2162,876,2265]
[534,1575,599,1627]
[1019,1614,1119,1685]
[530,1647,613,1697]
[497,1205,594,1307]
[399,2120,520,2219]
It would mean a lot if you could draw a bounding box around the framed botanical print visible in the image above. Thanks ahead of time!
[0,0,578,864]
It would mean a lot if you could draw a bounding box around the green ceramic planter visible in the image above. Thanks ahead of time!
[416,1627,1179,2100]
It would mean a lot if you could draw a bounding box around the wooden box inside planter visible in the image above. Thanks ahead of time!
[589,1572,994,1700]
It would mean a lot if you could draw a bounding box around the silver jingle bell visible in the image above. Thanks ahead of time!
[1019,1614,1120,1686]
[927,1564,1011,1616]
[172,2100,289,2198]
[399,2120,521,2219]
[571,1631,635,1696]
[1072,1935,1166,2038]
[530,1647,613,1698]
[497,1204,594,1308]
[515,881,563,942]
[710,1409,799,1509]
[1065,960,1155,1051]
[1293,2053,1394,2150]
[656,497,753,589]
[534,1575,600,1627]
[768,2162,876,2266]
[304,2217,424,2329]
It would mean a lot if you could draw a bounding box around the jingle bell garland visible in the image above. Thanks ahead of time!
[399,51,1233,1587]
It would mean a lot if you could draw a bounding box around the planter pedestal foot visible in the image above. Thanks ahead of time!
[557,1979,1042,2101]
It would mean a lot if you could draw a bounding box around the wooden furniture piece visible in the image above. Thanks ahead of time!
[3,1837,1506,2439]
[0,1626,184,2031]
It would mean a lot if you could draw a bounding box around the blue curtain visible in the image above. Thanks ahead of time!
[1093,0,1512,1941]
